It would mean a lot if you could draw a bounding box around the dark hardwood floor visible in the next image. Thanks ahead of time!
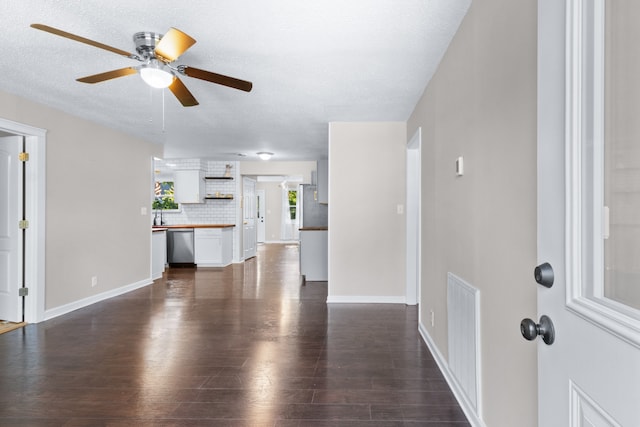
[0,243,470,426]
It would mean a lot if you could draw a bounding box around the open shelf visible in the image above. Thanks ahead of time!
[205,196,234,200]
[205,176,234,180]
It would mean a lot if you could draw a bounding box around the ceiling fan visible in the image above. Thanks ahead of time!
[30,24,253,107]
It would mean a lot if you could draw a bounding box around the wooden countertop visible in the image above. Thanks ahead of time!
[153,224,235,229]
[299,227,328,231]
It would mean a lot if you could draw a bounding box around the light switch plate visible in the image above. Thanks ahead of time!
[397,204,404,215]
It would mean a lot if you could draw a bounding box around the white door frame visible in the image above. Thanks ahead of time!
[0,117,46,323]
[406,128,421,306]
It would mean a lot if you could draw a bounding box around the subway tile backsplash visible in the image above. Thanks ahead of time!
[155,159,238,226]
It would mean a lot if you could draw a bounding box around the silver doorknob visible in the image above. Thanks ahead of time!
[520,315,555,345]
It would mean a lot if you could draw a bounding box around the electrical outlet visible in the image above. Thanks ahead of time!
[91,276,98,287]
[430,310,435,327]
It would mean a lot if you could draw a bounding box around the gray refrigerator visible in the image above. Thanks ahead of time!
[299,184,328,228]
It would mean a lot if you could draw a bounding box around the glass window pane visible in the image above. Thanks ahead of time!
[603,0,640,310]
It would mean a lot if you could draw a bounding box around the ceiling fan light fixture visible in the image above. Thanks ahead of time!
[140,60,174,89]
[257,152,273,160]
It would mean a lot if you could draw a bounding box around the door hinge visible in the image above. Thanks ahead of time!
[19,152,29,162]
[18,220,29,230]
[18,287,28,297]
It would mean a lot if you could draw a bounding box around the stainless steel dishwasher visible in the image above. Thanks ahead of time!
[166,228,194,265]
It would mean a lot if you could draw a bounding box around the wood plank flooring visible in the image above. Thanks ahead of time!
[0,243,469,426]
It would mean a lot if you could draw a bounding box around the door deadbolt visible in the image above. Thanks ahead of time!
[520,315,555,345]
[534,262,554,288]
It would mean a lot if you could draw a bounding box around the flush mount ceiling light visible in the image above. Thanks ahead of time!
[257,152,273,160]
[139,59,175,88]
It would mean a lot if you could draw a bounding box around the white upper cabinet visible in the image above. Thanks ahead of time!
[174,170,205,204]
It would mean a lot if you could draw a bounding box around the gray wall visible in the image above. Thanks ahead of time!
[0,89,160,311]
[407,0,538,425]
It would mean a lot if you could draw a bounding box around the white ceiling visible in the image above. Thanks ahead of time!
[2,0,469,161]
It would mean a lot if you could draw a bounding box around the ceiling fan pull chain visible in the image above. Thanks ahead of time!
[162,89,166,132]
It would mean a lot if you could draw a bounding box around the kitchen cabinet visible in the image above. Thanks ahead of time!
[194,227,233,267]
[174,170,205,203]
[151,229,167,279]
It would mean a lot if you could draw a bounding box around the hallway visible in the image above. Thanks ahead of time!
[0,243,469,426]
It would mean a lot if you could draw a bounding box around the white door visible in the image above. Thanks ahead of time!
[243,177,257,259]
[256,189,266,243]
[0,136,23,322]
[537,1,640,425]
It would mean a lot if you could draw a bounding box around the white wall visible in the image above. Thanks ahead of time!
[407,0,538,425]
[0,89,160,311]
[328,122,406,302]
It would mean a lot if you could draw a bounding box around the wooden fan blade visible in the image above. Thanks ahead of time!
[155,28,196,62]
[31,24,135,59]
[169,77,199,107]
[183,66,253,92]
[77,67,138,84]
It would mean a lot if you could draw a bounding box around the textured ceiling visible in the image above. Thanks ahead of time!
[1,0,470,161]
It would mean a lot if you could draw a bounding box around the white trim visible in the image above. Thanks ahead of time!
[326,295,406,304]
[570,381,622,427]
[405,127,422,306]
[44,278,153,321]
[0,118,47,138]
[0,118,47,323]
[567,298,640,348]
[565,0,640,348]
[150,157,155,282]
[418,322,486,427]
[565,0,585,310]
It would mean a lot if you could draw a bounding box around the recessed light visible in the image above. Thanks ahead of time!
[257,152,273,160]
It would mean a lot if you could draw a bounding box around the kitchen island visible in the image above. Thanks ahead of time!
[299,227,328,282]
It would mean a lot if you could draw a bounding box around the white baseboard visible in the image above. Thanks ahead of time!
[326,295,406,304]
[418,322,486,427]
[44,278,153,321]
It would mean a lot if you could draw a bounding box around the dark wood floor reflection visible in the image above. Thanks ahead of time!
[0,243,469,426]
